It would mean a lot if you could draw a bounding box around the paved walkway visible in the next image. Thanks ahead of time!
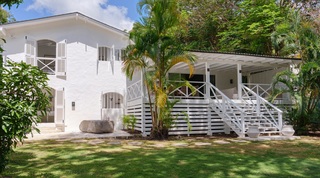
[26,130,132,141]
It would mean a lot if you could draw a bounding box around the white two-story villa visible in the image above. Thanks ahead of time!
[1,12,129,132]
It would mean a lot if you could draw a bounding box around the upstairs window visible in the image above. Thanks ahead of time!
[98,47,112,61]
[115,49,126,61]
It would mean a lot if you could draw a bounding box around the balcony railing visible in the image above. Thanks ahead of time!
[37,57,56,75]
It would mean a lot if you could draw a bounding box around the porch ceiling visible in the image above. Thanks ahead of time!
[172,51,301,74]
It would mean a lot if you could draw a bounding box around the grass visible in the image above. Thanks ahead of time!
[1,136,320,178]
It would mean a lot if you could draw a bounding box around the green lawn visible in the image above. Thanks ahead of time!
[1,136,320,178]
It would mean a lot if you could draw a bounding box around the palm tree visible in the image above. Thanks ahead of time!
[123,0,196,139]
[271,9,320,134]
[271,62,320,134]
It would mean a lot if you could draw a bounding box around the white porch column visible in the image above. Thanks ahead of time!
[205,62,210,99]
[237,63,242,99]
[205,62,212,135]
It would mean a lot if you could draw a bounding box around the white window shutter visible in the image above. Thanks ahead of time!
[25,39,36,66]
[111,45,115,74]
[96,43,99,74]
[56,40,67,76]
[55,88,65,124]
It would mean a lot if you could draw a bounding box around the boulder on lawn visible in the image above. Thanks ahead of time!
[79,120,114,133]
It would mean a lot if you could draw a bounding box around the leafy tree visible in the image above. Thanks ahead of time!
[176,0,289,55]
[0,7,15,24]
[0,0,22,8]
[0,61,51,173]
[218,0,286,54]
[271,10,320,59]
[176,0,240,50]
[271,10,320,134]
[0,0,50,173]
[123,0,196,139]
[271,62,320,134]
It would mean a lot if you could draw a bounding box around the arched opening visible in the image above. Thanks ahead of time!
[102,92,124,109]
[37,39,56,75]
[101,92,124,130]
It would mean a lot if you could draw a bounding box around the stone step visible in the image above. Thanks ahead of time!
[37,127,63,134]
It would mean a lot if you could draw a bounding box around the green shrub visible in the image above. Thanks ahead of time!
[123,115,137,132]
[0,60,51,173]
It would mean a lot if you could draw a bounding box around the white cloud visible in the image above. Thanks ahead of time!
[27,0,134,31]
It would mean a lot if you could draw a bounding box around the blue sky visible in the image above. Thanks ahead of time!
[5,0,141,30]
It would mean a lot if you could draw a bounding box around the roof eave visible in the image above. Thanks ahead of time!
[0,12,128,37]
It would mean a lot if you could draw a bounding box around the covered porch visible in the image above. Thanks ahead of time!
[126,51,300,137]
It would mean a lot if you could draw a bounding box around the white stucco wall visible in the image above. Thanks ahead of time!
[250,67,287,84]
[2,18,129,132]
[214,69,237,90]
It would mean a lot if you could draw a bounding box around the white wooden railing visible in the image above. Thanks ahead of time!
[127,80,142,101]
[169,81,206,99]
[243,83,272,98]
[208,83,247,137]
[241,84,283,130]
[37,57,56,75]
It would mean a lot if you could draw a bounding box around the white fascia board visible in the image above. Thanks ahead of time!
[1,12,129,38]
[1,14,76,30]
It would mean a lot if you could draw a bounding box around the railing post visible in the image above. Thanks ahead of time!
[241,113,245,138]
[222,97,226,113]
[278,112,283,130]
[207,105,212,135]
[256,97,261,115]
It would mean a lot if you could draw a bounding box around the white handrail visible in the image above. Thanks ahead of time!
[168,81,206,99]
[37,57,56,75]
[241,84,283,130]
[208,83,246,137]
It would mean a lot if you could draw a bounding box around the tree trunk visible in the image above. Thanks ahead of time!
[150,126,169,140]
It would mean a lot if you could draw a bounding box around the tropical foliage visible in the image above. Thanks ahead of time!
[176,0,320,55]
[0,0,52,173]
[123,115,137,132]
[0,61,51,173]
[271,9,320,134]
[271,62,320,134]
[123,0,196,139]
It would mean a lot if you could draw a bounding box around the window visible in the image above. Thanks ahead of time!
[102,92,123,109]
[115,49,126,61]
[37,39,57,75]
[98,47,112,61]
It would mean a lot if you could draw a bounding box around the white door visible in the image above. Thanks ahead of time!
[55,88,65,124]
[56,40,67,76]
[25,39,36,66]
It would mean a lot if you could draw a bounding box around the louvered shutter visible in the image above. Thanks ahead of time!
[97,43,99,74]
[25,39,36,66]
[111,45,115,74]
[55,88,65,124]
[56,40,67,76]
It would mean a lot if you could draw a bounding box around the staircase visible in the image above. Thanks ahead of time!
[209,83,283,138]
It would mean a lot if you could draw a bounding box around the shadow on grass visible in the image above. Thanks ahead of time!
[1,140,320,178]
